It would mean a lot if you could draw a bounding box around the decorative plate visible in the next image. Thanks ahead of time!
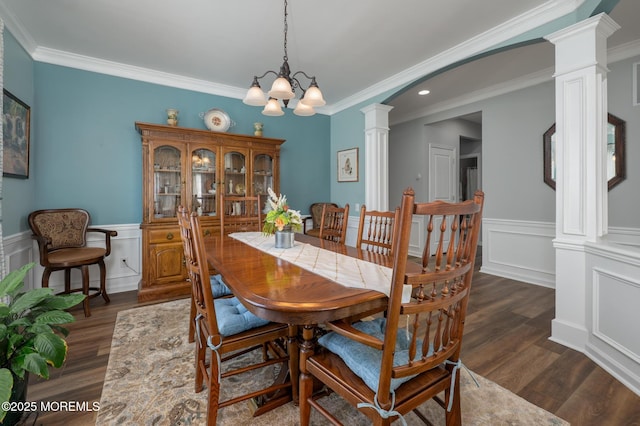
[201,108,232,132]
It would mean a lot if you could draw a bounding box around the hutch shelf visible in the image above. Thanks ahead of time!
[135,122,285,302]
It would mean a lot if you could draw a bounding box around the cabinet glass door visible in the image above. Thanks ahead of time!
[191,148,217,216]
[253,153,274,195]
[223,151,247,195]
[153,145,182,219]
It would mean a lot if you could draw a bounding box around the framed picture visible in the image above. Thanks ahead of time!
[337,147,358,182]
[2,89,31,178]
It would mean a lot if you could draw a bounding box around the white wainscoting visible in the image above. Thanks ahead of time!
[585,243,640,396]
[480,218,556,288]
[2,224,141,294]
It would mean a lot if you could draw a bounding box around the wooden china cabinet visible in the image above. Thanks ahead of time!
[135,122,285,302]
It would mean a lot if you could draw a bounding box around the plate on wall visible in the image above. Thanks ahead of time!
[201,108,233,132]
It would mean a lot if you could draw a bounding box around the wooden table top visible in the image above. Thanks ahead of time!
[204,233,402,325]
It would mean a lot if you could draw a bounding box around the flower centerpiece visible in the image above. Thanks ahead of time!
[263,188,302,248]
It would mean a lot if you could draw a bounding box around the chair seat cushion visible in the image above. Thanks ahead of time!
[214,297,270,336]
[210,274,233,298]
[318,317,429,392]
[48,247,107,265]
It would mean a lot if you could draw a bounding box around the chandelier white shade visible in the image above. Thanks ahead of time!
[263,98,285,116]
[300,80,325,107]
[293,100,315,116]
[242,0,324,117]
[242,80,267,106]
[268,77,295,100]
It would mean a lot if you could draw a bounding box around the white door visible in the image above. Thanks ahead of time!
[424,144,457,255]
[408,144,458,257]
[428,144,457,202]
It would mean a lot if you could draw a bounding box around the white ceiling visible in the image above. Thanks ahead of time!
[0,0,638,121]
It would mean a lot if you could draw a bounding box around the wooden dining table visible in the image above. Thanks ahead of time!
[204,233,414,409]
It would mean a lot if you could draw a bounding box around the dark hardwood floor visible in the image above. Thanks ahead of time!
[26,271,640,425]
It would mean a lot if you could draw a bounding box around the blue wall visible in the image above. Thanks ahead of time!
[3,31,36,235]
[2,58,330,232]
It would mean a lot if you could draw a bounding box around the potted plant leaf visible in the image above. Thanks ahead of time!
[0,263,85,425]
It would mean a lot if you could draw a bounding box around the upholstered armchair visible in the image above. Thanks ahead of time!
[304,202,338,237]
[28,208,117,317]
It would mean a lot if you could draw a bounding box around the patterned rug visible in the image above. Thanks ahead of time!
[96,299,569,425]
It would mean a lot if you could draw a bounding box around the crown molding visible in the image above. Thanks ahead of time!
[0,1,37,54]
[390,68,554,126]
[4,0,581,117]
[608,39,640,63]
[32,47,247,99]
[327,0,582,115]
[389,37,640,126]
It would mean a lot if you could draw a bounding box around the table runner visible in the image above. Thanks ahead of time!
[229,232,411,303]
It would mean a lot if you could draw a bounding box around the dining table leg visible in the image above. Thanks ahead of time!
[288,324,300,405]
[299,324,316,424]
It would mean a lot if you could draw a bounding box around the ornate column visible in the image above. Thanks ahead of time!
[361,104,393,211]
[545,13,619,349]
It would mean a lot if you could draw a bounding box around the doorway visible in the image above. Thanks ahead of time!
[459,136,482,201]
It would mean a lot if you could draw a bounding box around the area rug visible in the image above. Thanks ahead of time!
[96,299,569,425]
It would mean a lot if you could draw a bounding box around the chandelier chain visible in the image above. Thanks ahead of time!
[283,0,288,62]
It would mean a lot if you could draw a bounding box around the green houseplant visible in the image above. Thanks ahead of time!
[0,263,84,424]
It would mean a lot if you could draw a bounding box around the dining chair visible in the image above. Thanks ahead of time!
[356,205,400,255]
[300,188,484,426]
[219,193,263,235]
[28,208,117,317]
[178,207,291,424]
[178,206,233,344]
[317,203,349,244]
[304,202,338,237]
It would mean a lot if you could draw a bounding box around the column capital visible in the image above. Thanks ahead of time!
[361,104,394,130]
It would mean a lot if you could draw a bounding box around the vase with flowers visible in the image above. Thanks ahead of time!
[263,188,302,248]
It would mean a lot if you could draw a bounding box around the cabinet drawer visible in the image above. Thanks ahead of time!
[148,228,180,243]
[200,226,217,238]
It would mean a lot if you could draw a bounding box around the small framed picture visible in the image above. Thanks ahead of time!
[2,89,31,179]
[337,148,358,182]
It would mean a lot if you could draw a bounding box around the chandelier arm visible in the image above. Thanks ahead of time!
[254,70,280,81]
[291,70,316,82]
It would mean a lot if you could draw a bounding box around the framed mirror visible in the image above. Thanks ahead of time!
[543,113,626,190]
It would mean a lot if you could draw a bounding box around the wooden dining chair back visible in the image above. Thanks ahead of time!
[219,193,263,235]
[178,206,233,343]
[300,189,484,426]
[28,208,117,317]
[305,202,338,237]
[178,207,291,424]
[356,205,400,255]
[317,203,349,244]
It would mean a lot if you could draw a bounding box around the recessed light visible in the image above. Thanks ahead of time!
[418,89,430,96]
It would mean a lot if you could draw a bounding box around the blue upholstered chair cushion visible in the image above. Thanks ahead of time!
[214,296,270,336]
[210,274,233,298]
[318,317,429,392]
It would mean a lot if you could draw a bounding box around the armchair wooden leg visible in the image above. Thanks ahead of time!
[81,265,91,317]
[64,269,72,294]
[98,259,110,303]
[42,269,52,289]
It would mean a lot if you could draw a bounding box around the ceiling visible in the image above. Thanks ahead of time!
[0,0,638,122]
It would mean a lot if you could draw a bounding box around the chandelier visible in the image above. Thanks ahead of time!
[242,0,325,116]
